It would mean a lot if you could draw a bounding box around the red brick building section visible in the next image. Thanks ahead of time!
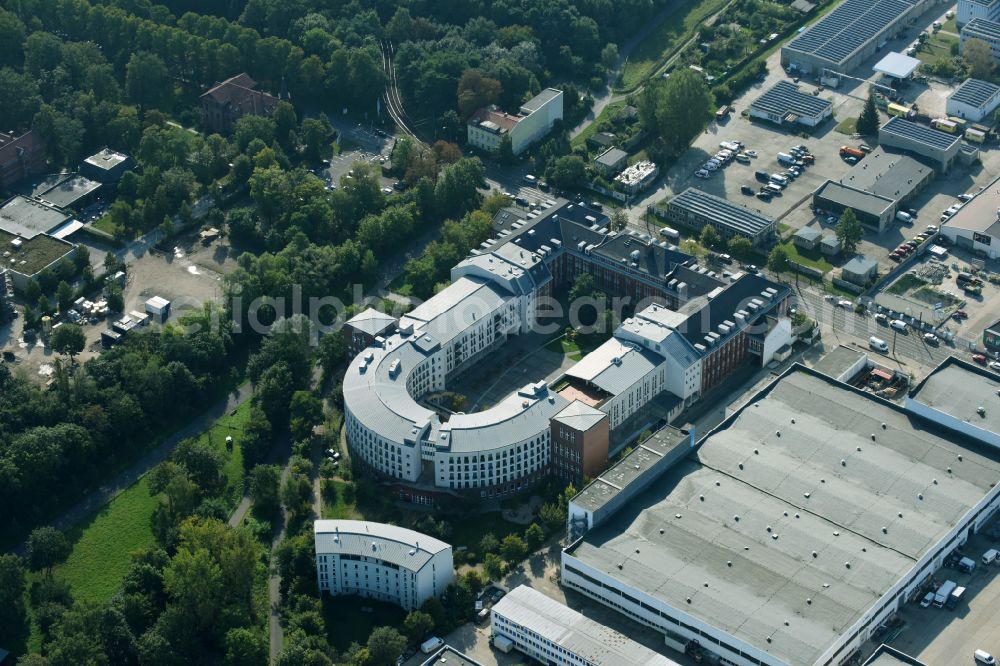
[0,131,46,192]
[200,73,280,135]
[551,400,610,482]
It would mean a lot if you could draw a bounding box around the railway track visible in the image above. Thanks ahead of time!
[378,39,422,143]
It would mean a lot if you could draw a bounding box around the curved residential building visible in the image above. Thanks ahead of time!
[314,520,454,610]
[342,199,792,502]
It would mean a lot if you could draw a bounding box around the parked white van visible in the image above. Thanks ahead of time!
[895,210,912,223]
[983,549,999,566]
[974,649,996,665]
[890,319,908,332]
[869,336,889,352]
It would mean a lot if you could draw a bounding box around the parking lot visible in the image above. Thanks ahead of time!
[889,526,1000,664]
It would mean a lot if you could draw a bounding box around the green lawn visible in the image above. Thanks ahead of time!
[53,477,159,606]
[322,596,407,651]
[618,0,730,91]
[570,102,625,149]
[92,214,118,236]
[387,273,415,298]
[191,399,253,510]
[49,401,252,608]
[449,512,524,551]
[322,479,359,519]
[916,31,959,66]
[887,273,928,295]
[781,241,834,273]
[544,337,583,361]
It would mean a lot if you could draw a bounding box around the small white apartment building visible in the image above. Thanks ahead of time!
[314,520,454,611]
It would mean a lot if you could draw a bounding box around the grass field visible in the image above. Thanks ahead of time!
[780,241,834,273]
[544,337,583,361]
[915,31,959,66]
[50,401,252,608]
[618,0,730,91]
[92,214,118,236]
[323,596,407,651]
[322,479,359,519]
[52,477,159,605]
[570,102,625,149]
[835,117,858,135]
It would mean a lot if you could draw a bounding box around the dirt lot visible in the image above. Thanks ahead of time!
[0,231,233,382]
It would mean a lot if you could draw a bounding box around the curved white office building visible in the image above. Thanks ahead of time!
[314,520,454,611]
[341,199,792,502]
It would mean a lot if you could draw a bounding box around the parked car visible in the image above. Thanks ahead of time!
[704,161,719,171]
[973,354,988,365]
[837,299,852,308]
[695,169,710,179]
[755,170,770,182]
[735,153,751,164]
[890,319,908,332]
[801,154,815,164]
[756,191,772,202]
[958,193,974,202]
[744,150,758,158]
[954,309,969,319]
[875,313,889,325]
[924,332,939,345]
[844,155,859,165]
[889,252,902,262]
[740,184,755,195]
[919,592,935,608]
[990,361,1000,372]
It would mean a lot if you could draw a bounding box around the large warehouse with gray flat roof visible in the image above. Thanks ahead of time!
[781,0,928,74]
[906,356,1000,449]
[562,365,1000,666]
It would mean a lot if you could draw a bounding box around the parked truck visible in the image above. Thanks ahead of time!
[934,580,957,607]
[887,103,914,118]
[946,585,967,610]
[840,146,865,159]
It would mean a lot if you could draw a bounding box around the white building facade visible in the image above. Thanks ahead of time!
[959,0,1000,28]
[491,586,679,666]
[314,520,454,611]
[466,89,564,156]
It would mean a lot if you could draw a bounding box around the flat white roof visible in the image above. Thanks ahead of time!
[873,52,921,79]
[493,586,679,666]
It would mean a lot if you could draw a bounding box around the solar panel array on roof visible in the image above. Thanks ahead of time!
[963,16,1000,40]
[881,116,959,150]
[786,0,914,65]
[751,81,832,119]
[950,78,1000,108]
[668,188,775,237]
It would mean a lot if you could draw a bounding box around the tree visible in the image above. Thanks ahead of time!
[700,224,721,249]
[600,43,620,70]
[50,324,86,362]
[857,92,880,136]
[125,52,169,109]
[964,38,996,80]
[457,69,502,118]
[727,236,753,255]
[241,406,273,471]
[638,69,712,160]
[172,438,225,494]
[27,527,71,578]
[225,626,268,666]
[544,155,587,191]
[525,523,545,551]
[56,281,74,313]
[248,465,281,518]
[366,626,407,666]
[768,246,790,274]
[836,208,863,254]
[0,554,27,637]
[499,534,528,564]
[569,273,596,301]
[479,532,499,554]
[289,391,324,441]
[403,610,435,641]
[483,552,505,580]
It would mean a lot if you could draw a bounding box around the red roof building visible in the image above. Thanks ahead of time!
[0,130,47,193]
[200,73,280,134]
